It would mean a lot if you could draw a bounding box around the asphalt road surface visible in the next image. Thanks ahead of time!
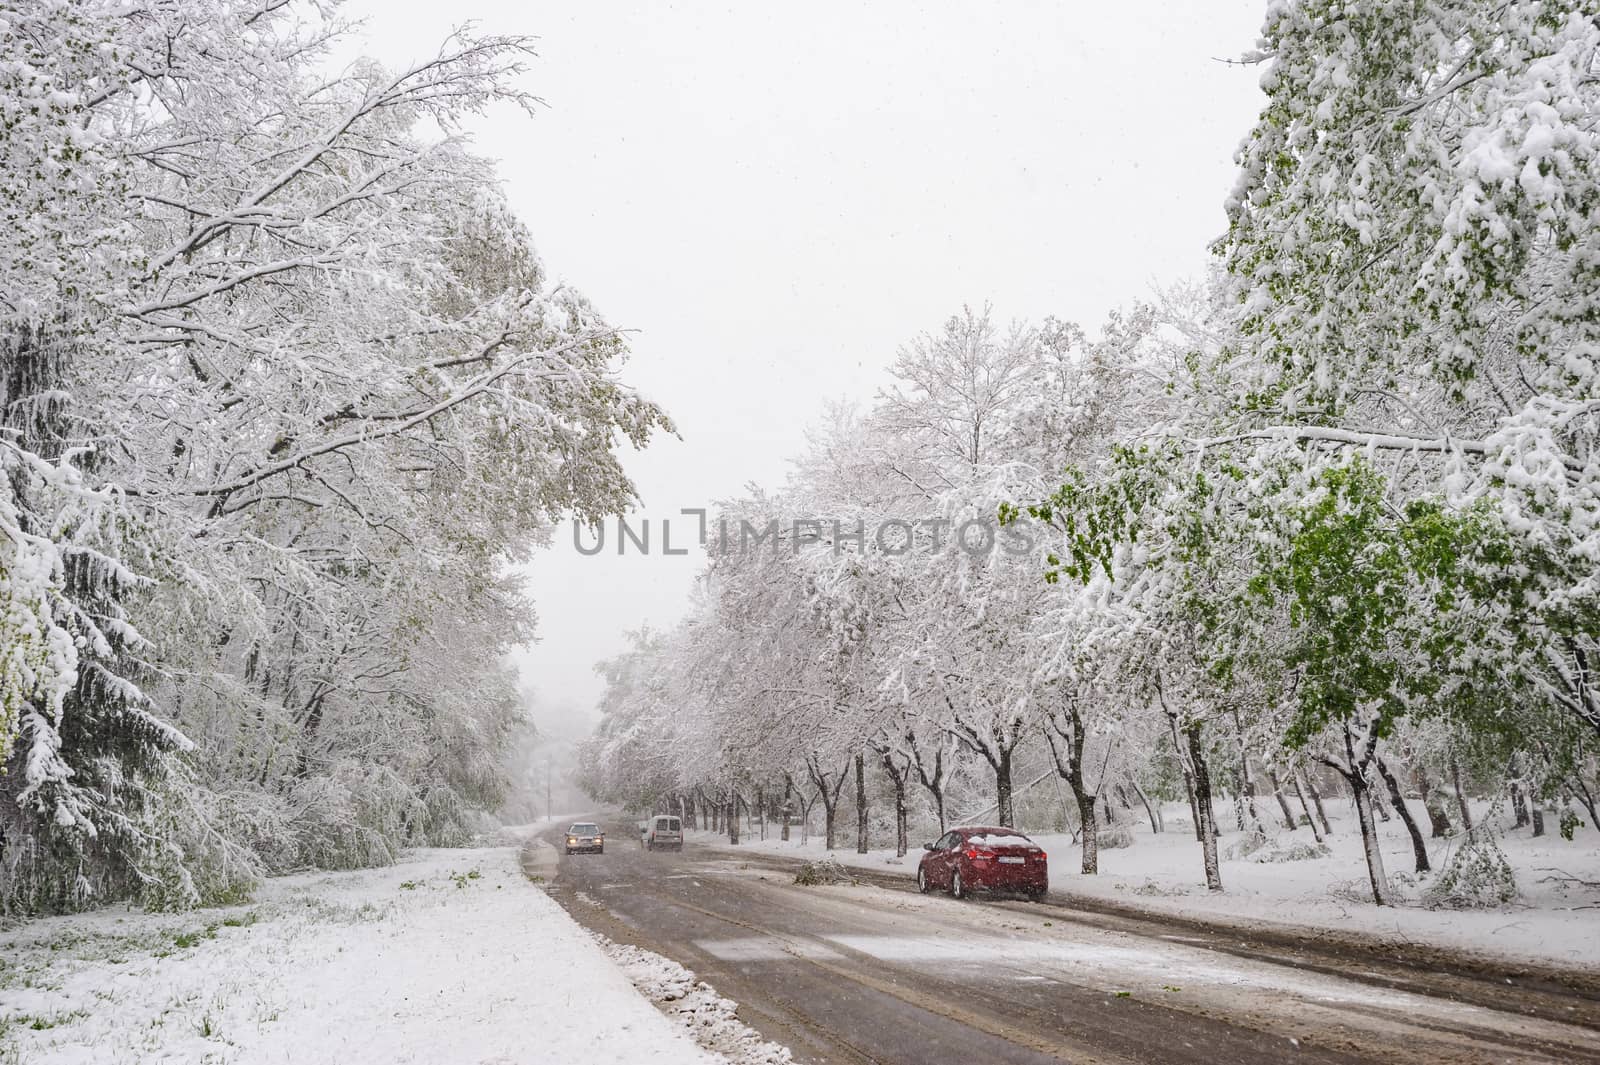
[536,821,1600,1065]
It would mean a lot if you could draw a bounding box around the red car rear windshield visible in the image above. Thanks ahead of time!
[964,829,1033,847]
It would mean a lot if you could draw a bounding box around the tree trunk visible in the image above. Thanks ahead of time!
[1508,752,1531,829]
[880,751,910,858]
[1415,766,1453,838]
[1531,803,1546,838]
[1044,709,1099,874]
[1077,792,1100,875]
[909,732,948,833]
[855,751,869,854]
[1185,724,1223,891]
[798,790,815,845]
[781,776,792,842]
[996,746,1016,828]
[1302,768,1333,835]
[1266,770,1298,832]
[727,793,740,845]
[1169,713,1202,841]
[1291,772,1324,844]
[807,756,850,851]
[757,785,766,840]
[1131,781,1162,834]
[1571,774,1600,829]
[1371,781,1393,822]
[1230,711,1261,833]
[1450,755,1474,835]
[1350,771,1389,905]
[1377,756,1430,874]
[1328,721,1389,905]
[894,774,908,857]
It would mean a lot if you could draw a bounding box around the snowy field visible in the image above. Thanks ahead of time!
[695,800,1600,971]
[0,845,725,1065]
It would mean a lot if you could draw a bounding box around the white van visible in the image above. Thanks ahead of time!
[643,814,683,851]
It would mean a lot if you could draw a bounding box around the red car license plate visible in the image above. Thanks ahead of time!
[998,856,1025,864]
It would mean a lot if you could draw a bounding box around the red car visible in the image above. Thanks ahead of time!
[916,826,1047,901]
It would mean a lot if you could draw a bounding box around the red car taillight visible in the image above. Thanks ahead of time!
[966,848,993,860]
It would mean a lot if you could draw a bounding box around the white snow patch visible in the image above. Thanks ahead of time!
[592,933,793,1065]
[693,938,844,963]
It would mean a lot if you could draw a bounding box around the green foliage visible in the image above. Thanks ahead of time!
[14,1011,86,1032]
[1257,460,1416,744]
[170,925,218,950]
[1253,456,1555,749]
[1423,833,1518,909]
[793,859,854,886]
[1001,442,1180,584]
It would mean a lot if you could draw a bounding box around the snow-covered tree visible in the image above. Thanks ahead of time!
[2,0,669,912]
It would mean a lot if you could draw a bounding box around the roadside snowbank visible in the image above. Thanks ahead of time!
[0,846,720,1065]
[693,801,1600,970]
[591,934,791,1065]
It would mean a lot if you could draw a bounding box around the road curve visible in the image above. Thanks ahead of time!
[536,821,1600,1065]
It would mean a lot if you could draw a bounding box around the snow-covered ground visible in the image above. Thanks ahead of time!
[0,844,726,1065]
[694,800,1600,971]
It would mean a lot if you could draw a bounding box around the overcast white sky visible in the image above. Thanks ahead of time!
[343,1,1269,730]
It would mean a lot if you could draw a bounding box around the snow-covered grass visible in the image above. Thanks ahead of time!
[697,801,1600,971]
[0,845,722,1065]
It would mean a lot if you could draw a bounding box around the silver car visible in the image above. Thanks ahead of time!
[564,822,605,855]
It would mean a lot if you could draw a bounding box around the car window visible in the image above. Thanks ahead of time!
[665,818,680,832]
[938,831,960,850]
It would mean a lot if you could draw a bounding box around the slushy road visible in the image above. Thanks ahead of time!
[535,822,1600,1065]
